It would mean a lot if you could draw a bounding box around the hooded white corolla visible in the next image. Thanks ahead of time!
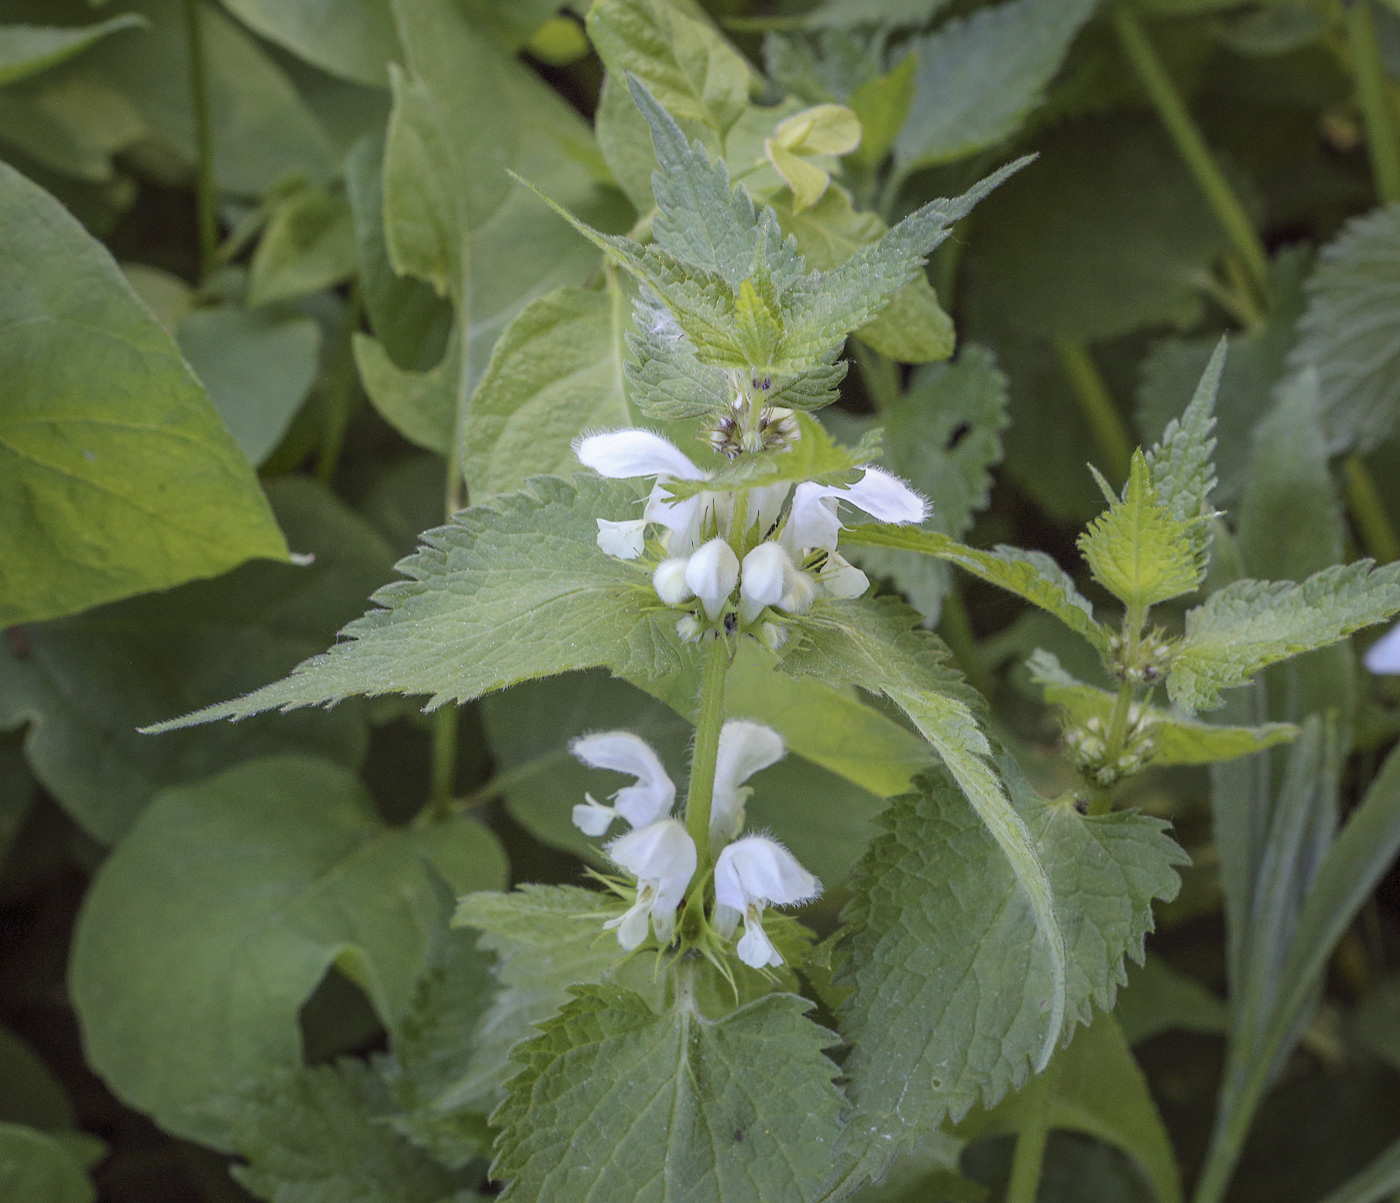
[569,731,676,836]
[710,720,786,846]
[604,818,697,950]
[684,537,740,620]
[713,835,821,968]
[1366,621,1400,674]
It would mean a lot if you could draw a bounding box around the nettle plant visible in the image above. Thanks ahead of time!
[145,84,1400,1200]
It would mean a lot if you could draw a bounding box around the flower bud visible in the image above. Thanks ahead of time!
[652,558,693,605]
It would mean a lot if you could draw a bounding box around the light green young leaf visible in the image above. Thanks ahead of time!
[894,0,1097,175]
[838,525,1107,650]
[463,282,631,499]
[1289,202,1400,453]
[1079,451,1202,611]
[0,1124,94,1203]
[353,332,459,454]
[142,475,679,732]
[231,1062,477,1203]
[1168,562,1400,711]
[1029,649,1297,767]
[0,479,389,844]
[218,0,402,86]
[587,0,753,135]
[0,16,144,87]
[0,161,288,627]
[248,185,358,307]
[490,984,845,1201]
[829,761,1183,1193]
[69,756,506,1150]
[178,304,321,466]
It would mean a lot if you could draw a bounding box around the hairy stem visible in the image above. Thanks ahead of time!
[315,281,364,484]
[1053,339,1133,487]
[1113,4,1270,295]
[1347,0,1400,205]
[182,0,219,282]
[1345,453,1400,563]
[428,707,459,813]
[684,633,732,862]
[1005,1053,1061,1203]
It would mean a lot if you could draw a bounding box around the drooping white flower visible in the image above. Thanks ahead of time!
[783,466,927,555]
[1366,621,1400,674]
[713,835,820,968]
[821,553,869,599]
[653,558,693,606]
[685,537,740,620]
[711,720,786,846]
[570,731,675,836]
[596,518,647,560]
[605,818,697,950]
[739,541,792,624]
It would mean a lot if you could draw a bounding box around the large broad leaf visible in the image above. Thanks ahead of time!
[0,1124,94,1203]
[894,0,1096,175]
[0,161,288,626]
[218,0,402,86]
[0,16,143,87]
[144,475,678,731]
[490,984,845,1201]
[0,479,391,844]
[828,763,1183,1194]
[69,755,507,1150]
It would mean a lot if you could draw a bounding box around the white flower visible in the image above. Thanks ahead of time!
[821,553,869,599]
[711,720,786,846]
[653,558,693,606]
[677,614,703,642]
[739,542,792,625]
[783,466,927,555]
[685,537,740,620]
[605,818,697,950]
[1366,621,1400,674]
[713,835,820,968]
[596,518,647,560]
[570,731,675,836]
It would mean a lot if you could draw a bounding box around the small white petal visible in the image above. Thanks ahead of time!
[1365,621,1400,674]
[575,429,706,481]
[677,614,702,642]
[711,720,785,846]
[780,569,816,615]
[572,796,617,837]
[606,897,652,950]
[713,902,742,938]
[758,622,788,651]
[737,918,783,969]
[608,818,697,892]
[844,466,928,525]
[596,518,647,559]
[570,732,675,828]
[784,483,842,553]
[714,835,821,911]
[653,558,694,605]
[749,482,792,536]
[685,537,740,620]
[740,542,791,624]
[823,554,869,599]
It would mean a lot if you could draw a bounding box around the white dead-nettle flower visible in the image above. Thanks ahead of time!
[569,731,675,836]
[710,720,786,846]
[595,518,647,559]
[1366,621,1400,674]
[685,537,740,619]
[605,818,697,950]
[652,557,693,606]
[713,835,820,968]
[739,541,792,625]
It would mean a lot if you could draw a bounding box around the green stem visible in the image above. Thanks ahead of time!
[1346,453,1400,563]
[444,749,569,817]
[1347,0,1400,205]
[1005,1054,1061,1203]
[1113,4,1270,294]
[1052,339,1133,487]
[183,0,219,282]
[428,706,458,814]
[684,634,732,862]
[315,281,363,484]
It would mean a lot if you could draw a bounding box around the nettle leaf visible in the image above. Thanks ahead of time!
[1168,563,1400,711]
[1289,202,1400,453]
[0,161,288,627]
[1078,452,1202,612]
[463,282,631,500]
[1029,650,1296,768]
[145,475,679,731]
[829,762,1183,1193]
[0,479,391,844]
[0,1124,94,1203]
[248,185,358,308]
[894,0,1097,175]
[490,984,845,1202]
[231,1062,476,1203]
[0,16,144,87]
[69,756,507,1150]
[838,526,1107,651]
[217,0,403,87]
[587,0,753,135]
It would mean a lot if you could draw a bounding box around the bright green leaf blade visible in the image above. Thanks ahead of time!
[1168,562,1400,711]
[248,185,358,308]
[218,0,402,86]
[489,985,845,1201]
[0,1124,94,1203]
[353,330,458,454]
[463,283,631,499]
[894,0,1096,174]
[143,475,678,731]
[0,16,143,87]
[69,755,506,1149]
[0,161,289,626]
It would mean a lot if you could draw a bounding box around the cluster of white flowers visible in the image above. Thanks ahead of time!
[569,722,819,968]
[576,428,927,644]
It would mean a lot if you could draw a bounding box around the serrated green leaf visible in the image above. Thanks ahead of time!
[0,160,289,626]
[0,16,143,87]
[1079,452,1202,611]
[828,762,1183,1193]
[143,475,680,732]
[1289,202,1400,452]
[217,0,402,87]
[248,185,358,308]
[0,1124,94,1203]
[70,756,506,1150]
[838,526,1107,650]
[1168,562,1400,711]
[231,1062,477,1203]
[1029,649,1296,767]
[894,0,1097,175]
[490,984,845,1201]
